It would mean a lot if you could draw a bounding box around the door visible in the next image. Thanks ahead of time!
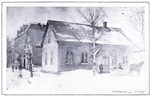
[102,56,109,70]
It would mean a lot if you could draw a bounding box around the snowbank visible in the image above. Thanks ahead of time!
[6,68,145,93]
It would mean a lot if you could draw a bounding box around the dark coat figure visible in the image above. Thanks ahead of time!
[19,65,22,78]
[19,65,22,70]
[118,63,123,69]
[99,64,103,74]
[12,66,14,72]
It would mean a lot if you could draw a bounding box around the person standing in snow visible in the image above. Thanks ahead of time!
[118,63,123,69]
[12,66,14,72]
[99,64,103,74]
[19,64,22,78]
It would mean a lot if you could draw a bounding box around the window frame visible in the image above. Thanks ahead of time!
[111,51,116,65]
[51,51,53,65]
[102,56,109,70]
[81,51,88,64]
[66,50,74,65]
[123,55,128,64]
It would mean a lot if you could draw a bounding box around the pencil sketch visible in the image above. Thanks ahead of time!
[6,6,146,93]
[129,61,144,76]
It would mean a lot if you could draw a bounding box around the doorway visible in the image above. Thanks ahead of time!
[102,56,109,70]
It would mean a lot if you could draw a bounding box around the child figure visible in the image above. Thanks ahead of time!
[118,63,123,69]
[99,64,103,74]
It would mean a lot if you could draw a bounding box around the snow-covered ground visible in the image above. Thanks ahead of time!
[6,66,146,94]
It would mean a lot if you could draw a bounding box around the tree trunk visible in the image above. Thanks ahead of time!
[93,41,96,76]
[93,54,96,76]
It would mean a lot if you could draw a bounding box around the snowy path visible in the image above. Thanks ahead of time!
[6,68,145,92]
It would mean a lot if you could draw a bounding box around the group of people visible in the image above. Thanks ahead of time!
[11,64,23,78]
[11,65,19,72]
[97,63,123,74]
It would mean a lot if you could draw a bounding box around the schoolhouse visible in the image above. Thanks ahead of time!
[41,20,133,72]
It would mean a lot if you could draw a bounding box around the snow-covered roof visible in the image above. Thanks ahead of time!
[45,20,132,45]
[15,23,46,47]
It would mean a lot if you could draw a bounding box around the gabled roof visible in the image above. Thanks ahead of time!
[42,20,133,45]
[15,23,46,47]
[16,23,45,38]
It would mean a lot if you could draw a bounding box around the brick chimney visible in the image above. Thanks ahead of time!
[103,22,107,28]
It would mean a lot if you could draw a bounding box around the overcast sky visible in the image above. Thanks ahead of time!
[7,7,143,44]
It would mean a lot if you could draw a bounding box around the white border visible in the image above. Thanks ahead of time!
[2,2,149,95]
[2,2,149,7]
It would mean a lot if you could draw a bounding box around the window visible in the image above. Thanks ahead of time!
[66,51,73,65]
[81,52,88,63]
[51,51,53,65]
[123,56,128,64]
[45,52,47,65]
[111,52,116,65]
[123,56,125,64]
[126,56,128,63]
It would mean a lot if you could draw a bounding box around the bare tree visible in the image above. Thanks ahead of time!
[14,24,44,68]
[76,7,106,75]
[123,7,144,42]
[7,37,15,68]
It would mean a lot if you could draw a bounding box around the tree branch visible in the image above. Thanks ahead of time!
[77,8,92,24]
